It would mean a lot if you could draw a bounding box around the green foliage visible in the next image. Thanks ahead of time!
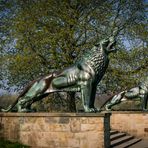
[103,45,148,92]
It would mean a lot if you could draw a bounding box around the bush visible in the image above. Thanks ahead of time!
[0,139,29,148]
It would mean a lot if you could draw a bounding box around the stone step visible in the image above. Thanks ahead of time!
[129,139,148,148]
[113,138,142,148]
[110,130,119,135]
[111,132,126,141]
[111,135,134,147]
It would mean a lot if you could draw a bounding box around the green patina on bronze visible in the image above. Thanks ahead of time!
[1,29,118,113]
[105,76,148,111]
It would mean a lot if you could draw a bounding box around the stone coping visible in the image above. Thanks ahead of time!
[0,111,147,117]
[0,112,111,117]
[107,111,148,114]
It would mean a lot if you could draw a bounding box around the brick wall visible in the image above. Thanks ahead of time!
[111,111,148,139]
[0,113,111,148]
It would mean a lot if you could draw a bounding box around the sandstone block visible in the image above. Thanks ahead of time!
[70,118,81,133]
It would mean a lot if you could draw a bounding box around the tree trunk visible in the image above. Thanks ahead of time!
[67,92,76,112]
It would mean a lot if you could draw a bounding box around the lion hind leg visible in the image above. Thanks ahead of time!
[16,80,47,112]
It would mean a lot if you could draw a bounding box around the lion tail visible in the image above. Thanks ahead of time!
[1,97,19,112]
[1,105,14,112]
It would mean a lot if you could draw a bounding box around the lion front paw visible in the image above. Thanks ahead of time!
[142,109,148,112]
[84,106,101,113]
[18,108,36,113]
[94,107,101,112]
[105,104,112,111]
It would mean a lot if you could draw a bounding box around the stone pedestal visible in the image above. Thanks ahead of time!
[0,112,111,148]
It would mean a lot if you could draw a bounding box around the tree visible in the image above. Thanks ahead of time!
[0,0,147,111]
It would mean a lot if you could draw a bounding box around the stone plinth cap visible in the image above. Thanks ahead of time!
[110,111,148,114]
[0,112,111,117]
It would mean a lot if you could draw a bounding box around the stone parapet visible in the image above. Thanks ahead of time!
[0,112,111,148]
[110,111,148,139]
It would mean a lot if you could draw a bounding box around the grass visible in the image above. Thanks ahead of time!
[0,139,29,148]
